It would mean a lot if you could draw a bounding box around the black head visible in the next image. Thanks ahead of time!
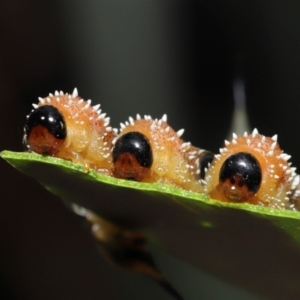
[112,131,153,181]
[199,151,214,179]
[113,132,153,168]
[23,105,67,154]
[24,105,66,140]
[219,152,262,196]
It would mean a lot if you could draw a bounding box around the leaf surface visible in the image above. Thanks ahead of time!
[2,150,300,298]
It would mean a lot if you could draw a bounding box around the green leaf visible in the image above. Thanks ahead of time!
[2,150,300,298]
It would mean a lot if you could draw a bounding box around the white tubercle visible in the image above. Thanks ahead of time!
[72,87,78,98]
[177,128,185,137]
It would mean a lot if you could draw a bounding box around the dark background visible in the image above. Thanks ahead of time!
[1,1,300,299]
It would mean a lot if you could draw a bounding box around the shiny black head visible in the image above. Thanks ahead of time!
[199,151,214,179]
[24,105,67,140]
[219,152,262,194]
[113,132,153,168]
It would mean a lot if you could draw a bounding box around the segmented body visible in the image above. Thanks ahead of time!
[22,90,300,210]
[204,129,298,210]
[112,114,206,192]
[23,89,116,174]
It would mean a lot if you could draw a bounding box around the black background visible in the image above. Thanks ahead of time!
[1,1,300,299]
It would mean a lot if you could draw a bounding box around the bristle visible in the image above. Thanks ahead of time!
[83,100,91,110]
[129,116,134,125]
[177,128,184,137]
[93,104,101,111]
[180,143,187,149]
[271,134,278,142]
[270,142,277,150]
[280,153,291,161]
[292,175,300,189]
[150,123,156,131]
[252,128,258,137]
[161,114,167,122]
[72,88,78,98]
[112,137,118,145]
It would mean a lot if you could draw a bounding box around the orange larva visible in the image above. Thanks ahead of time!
[204,128,298,210]
[111,114,210,193]
[23,88,117,174]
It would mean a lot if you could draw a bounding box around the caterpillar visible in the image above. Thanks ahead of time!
[204,129,298,210]
[23,88,117,174]
[112,115,211,193]
[23,90,300,210]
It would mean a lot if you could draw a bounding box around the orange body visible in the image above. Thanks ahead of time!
[205,129,297,209]
[113,115,205,192]
[24,89,116,174]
